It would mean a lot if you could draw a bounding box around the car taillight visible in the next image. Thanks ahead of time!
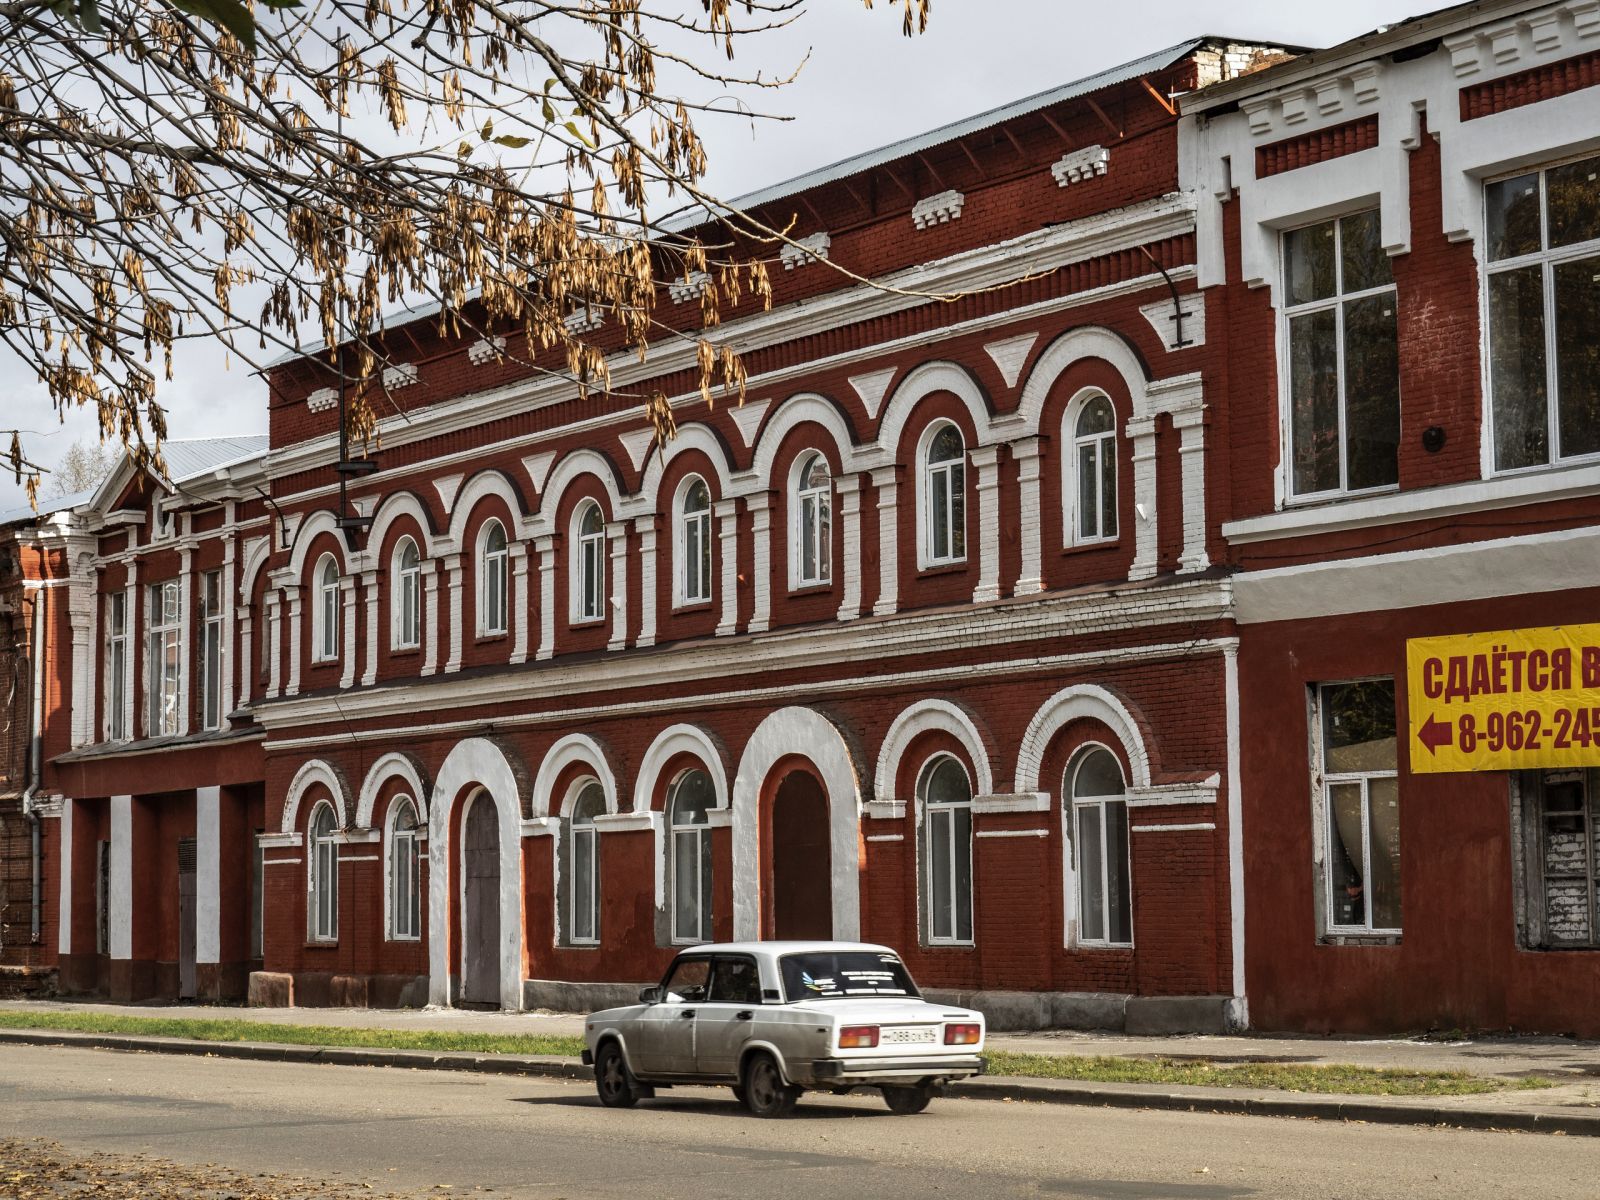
[945,1023,981,1045]
[838,1025,879,1049]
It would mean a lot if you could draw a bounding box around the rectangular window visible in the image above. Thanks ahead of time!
[671,827,713,943]
[924,804,973,944]
[1314,679,1401,936]
[1283,210,1400,498]
[198,570,223,731]
[683,512,711,605]
[1485,154,1600,471]
[147,579,182,736]
[105,592,128,741]
[570,824,598,944]
[578,531,605,622]
[1518,769,1600,949]
[391,825,420,941]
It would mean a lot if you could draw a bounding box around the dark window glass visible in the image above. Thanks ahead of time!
[1289,308,1341,494]
[1342,295,1401,490]
[1546,154,1600,250]
[1339,209,1393,293]
[1489,265,1550,470]
[1553,255,1600,460]
[1486,171,1542,261]
[707,957,762,1004]
[660,957,710,1002]
[1284,219,1337,304]
[779,951,920,1002]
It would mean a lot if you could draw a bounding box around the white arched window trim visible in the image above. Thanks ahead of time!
[1063,388,1120,546]
[570,500,607,625]
[391,536,422,651]
[312,553,341,664]
[385,794,422,942]
[788,450,833,589]
[476,519,509,637]
[674,474,713,608]
[308,800,339,943]
[917,752,974,947]
[917,420,967,569]
[1064,741,1133,949]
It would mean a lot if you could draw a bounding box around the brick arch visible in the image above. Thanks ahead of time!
[1014,684,1152,795]
[874,698,994,803]
[632,423,737,512]
[1014,325,1151,432]
[281,758,351,833]
[751,392,865,482]
[533,448,626,535]
[531,733,621,818]
[285,509,349,579]
[363,489,440,565]
[873,360,997,459]
[631,723,730,814]
[356,751,430,829]
[445,468,526,550]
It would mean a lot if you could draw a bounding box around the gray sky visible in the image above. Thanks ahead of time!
[1,0,1455,510]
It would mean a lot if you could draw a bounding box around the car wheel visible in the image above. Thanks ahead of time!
[882,1085,934,1115]
[740,1053,800,1118]
[594,1043,639,1109]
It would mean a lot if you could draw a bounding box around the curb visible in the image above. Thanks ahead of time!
[4,1028,1596,1137]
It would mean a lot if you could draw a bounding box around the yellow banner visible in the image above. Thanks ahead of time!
[1406,624,1600,773]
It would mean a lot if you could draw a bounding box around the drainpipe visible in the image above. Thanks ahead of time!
[20,584,47,943]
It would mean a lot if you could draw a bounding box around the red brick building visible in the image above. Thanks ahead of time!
[4,2,1598,1036]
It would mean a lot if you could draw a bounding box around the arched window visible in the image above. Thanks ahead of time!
[1068,394,1119,544]
[572,501,606,623]
[1068,746,1132,946]
[567,780,605,945]
[793,452,832,588]
[478,519,508,636]
[392,537,421,651]
[387,796,421,941]
[678,476,713,606]
[668,768,716,943]
[313,554,340,663]
[919,754,973,945]
[308,801,339,942]
[922,423,966,566]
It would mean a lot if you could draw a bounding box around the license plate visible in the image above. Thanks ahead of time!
[881,1027,937,1045]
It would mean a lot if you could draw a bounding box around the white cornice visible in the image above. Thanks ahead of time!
[264,194,1198,482]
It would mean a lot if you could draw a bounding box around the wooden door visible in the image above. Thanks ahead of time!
[770,771,833,940]
[461,796,502,1006]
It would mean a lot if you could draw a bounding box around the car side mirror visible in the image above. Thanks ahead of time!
[638,985,662,1004]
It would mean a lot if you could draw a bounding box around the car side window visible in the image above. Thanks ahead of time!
[707,956,762,1005]
[661,957,711,1003]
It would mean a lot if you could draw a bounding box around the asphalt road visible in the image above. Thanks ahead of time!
[1,1045,1593,1199]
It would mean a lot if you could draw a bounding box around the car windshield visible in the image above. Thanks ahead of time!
[779,951,921,1002]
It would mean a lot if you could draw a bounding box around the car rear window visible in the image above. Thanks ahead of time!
[779,951,921,1001]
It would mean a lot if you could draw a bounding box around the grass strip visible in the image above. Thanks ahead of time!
[0,1011,1550,1096]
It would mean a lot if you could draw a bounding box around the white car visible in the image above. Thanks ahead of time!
[582,941,986,1117]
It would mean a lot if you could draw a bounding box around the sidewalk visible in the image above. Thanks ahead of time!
[5,998,1599,1135]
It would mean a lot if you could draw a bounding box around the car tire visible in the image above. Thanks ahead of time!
[882,1085,935,1115]
[594,1042,640,1109]
[740,1053,800,1118]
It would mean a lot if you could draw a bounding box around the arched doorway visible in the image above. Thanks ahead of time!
[460,791,501,1006]
[769,770,833,940]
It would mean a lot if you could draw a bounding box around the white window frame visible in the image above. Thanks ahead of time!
[790,451,833,589]
[198,569,223,731]
[1065,743,1134,949]
[146,579,182,736]
[312,553,340,664]
[564,778,604,947]
[918,753,974,947]
[104,590,128,741]
[571,500,607,624]
[477,519,509,637]
[668,769,715,945]
[385,796,422,942]
[1278,208,1400,503]
[1482,153,1600,476]
[391,536,421,651]
[1309,678,1401,939]
[308,801,339,944]
[675,475,713,608]
[918,421,967,568]
[1063,389,1119,546]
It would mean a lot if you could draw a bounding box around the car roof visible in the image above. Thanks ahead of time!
[672,941,898,959]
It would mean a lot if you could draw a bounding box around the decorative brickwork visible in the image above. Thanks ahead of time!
[1459,49,1600,121]
[1254,115,1379,178]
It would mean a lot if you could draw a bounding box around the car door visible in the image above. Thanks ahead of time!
[694,955,763,1079]
[630,956,709,1077]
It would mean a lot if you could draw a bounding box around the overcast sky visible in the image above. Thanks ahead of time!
[2,0,1456,510]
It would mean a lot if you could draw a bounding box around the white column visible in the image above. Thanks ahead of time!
[237,611,253,707]
[714,499,739,637]
[535,535,556,660]
[606,522,629,651]
[971,445,1002,604]
[264,591,282,699]
[509,543,531,664]
[285,586,303,697]
[443,553,464,674]
[633,517,657,649]
[1175,411,1210,575]
[196,785,220,965]
[57,800,73,955]
[69,575,95,748]
[360,570,379,685]
[871,467,899,617]
[109,794,133,962]
[835,473,863,622]
[1127,416,1159,581]
[1013,437,1044,596]
[747,493,771,634]
[421,561,440,676]
[177,547,194,734]
[338,576,357,689]
[221,537,237,714]
[122,578,137,737]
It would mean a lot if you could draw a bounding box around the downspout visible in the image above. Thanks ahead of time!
[20,584,47,942]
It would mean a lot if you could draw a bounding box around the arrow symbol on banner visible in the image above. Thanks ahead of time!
[1417,713,1453,755]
